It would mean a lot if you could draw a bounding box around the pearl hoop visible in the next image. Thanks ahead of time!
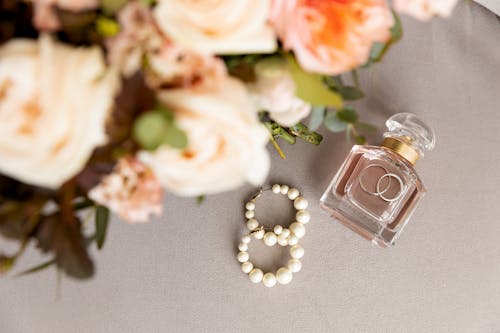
[236,184,310,287]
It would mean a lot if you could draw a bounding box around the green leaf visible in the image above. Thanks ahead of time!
[354,135,367,145]
[369,42,387,63]
[101,0,128,15]
[161,123,188,149]
[336,107,358,124]
[356,122,378,133]
[308,106,325,131]
[286,54,343,108]
[95,16,120,38]
[15,259,56,277]
[0,255,15,275]
[289,123,323,145]
[133,111,170,150]
[390,10,403,42]
[197,195,205,205]
[338,86,364,101]
[324,112,347,133]
[95,205,110,250]
[280,130,296,145]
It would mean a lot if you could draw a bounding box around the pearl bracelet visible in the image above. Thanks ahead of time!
[236,184,310,287]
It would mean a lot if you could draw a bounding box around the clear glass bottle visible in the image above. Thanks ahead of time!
[320,113,436,247]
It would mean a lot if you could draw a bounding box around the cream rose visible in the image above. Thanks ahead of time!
[393,0,458,21]
[138,78,270,196]
[0,35,119,189]
[153,0,277,55]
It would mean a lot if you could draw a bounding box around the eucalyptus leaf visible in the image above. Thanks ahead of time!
[354,135,367,145]
[324,112,347,133]
[356,122,378,133]
[338,86,364,101]
[95,205,109,250]
[308,106,325,131]
[336,107,358,124]
[286,55,343,108]
[133,111,170,150]
[161,124,188,149]
[95,16,120,38]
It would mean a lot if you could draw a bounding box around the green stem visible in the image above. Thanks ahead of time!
[269,135,286,160]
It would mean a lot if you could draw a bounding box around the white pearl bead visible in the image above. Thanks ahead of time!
[276,267,293,285]
[281,228,291,238]
[238,242,248,252]
[296,210,310,224]
[245,201,255,211]
[287,188,300,200]
[294,197,308,210]
[246,218,259,231]
[263,232,277,246]
[242,235,251,244]
[249,268,263,283]
[290,222,305,239]
[280,185,289,195]
[237,251,249,263]
[241,261,253,273]
[288,259,302,273]
[262,273,277,287]
[245,210,255,219]
[287,235,299,246]
[274,225,283,235]
[277,234,288,246]
[290,245,304,259]
[272,184,281,193]
[253,228,265,240]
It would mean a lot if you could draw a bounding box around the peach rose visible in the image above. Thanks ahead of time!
[32,0,99,31]
[138,78,270,196]
[270,0,394,75]
[153,0,277,54]
[89,158,163,223]
[0,35,119,189]
[393,0,458,21]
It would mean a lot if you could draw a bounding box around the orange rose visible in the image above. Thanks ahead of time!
[270,0,394,75]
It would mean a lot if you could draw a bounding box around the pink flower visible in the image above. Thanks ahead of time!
[89,158,164,223]
[270,0,394,75]
[107,1,226,88]
[393,0,458,21]
[32,0,99,31]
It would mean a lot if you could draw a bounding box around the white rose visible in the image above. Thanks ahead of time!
[0,35,119,189]
[393,0,458,21]
[153,0,277,54]
[138,78,270,196]
[250,58,311,127]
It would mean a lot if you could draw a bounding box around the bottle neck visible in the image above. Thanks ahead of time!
[381,137,420,165]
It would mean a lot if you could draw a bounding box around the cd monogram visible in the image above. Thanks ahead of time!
[359,164,404,202]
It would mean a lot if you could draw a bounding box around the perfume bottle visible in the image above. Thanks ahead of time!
[320,113,435,247]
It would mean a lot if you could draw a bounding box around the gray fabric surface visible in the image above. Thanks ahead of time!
[1,2,500,332]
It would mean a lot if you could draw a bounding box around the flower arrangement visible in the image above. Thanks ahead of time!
[0,0,457,279]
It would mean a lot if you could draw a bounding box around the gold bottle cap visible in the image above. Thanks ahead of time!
[381,137,420,165]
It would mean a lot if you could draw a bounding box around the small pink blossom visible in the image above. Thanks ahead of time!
[89,158,164,223]
[106,1,226,88]
[32,0,99,31]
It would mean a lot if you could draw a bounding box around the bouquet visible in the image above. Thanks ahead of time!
[0,0,457,279]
